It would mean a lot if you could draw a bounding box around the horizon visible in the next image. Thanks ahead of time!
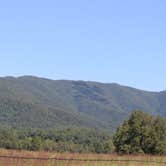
[1,0,166,91]
[0,75,165,92]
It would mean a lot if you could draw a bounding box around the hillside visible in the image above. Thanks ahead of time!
[0,76,165,131]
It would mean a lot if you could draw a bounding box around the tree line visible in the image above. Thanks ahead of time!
[0,128,114,153]
[0,110,166,154]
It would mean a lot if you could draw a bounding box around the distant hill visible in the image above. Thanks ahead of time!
[0,76,165,131]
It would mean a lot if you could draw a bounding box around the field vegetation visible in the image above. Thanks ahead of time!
[0,149,166,166]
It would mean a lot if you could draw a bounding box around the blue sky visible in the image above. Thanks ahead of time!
[0,0,166,91]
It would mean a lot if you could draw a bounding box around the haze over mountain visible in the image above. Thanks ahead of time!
[0,76,166,131]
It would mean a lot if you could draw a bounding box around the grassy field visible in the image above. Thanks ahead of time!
[0,149,166,166]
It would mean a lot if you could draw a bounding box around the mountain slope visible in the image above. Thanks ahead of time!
[0,76,165,131]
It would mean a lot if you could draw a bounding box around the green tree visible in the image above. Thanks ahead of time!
[31,137,42,150]
[113,110,166,154]
[152,117,166,154]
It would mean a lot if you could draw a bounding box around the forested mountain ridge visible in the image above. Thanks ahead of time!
[0,76,165,131]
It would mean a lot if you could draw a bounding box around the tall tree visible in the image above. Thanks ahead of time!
[113,110,166,154]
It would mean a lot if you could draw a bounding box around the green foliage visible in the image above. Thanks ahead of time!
[0,76,166,132]
[0,127,114,153]
[113,110,166,154]
[152,117,166,154]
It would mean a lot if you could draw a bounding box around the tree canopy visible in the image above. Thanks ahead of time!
[113,110,166,154]
[0,127,115,153]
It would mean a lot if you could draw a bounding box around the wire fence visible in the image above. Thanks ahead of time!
[0,155,166,165]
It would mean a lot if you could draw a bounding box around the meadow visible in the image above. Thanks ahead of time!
[0,149,166,166]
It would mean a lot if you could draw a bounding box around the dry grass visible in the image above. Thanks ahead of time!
[0,149,166,166]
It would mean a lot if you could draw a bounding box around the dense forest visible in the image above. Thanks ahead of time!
[1,110,166,154]
[0,128,114,153]
[0,76,166,132]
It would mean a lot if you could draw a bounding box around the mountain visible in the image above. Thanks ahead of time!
[0,76,165,131]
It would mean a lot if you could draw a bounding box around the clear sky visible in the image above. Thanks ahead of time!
[0,0,166,91]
